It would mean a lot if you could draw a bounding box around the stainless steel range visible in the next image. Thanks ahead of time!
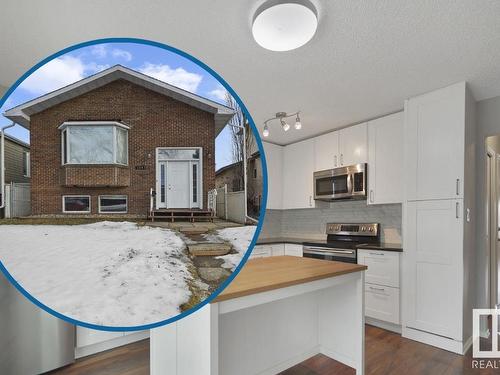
[303,223,379,264]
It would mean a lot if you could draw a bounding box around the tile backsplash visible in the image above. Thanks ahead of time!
[261,201,402,243]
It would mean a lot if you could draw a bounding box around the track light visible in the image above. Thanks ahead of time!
[281,119,290,132]
[263,124,269,137]
[262,111,302,137]
[294,114,302,130]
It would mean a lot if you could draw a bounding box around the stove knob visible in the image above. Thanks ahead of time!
[369,227,374,232]
[361,226,365,232]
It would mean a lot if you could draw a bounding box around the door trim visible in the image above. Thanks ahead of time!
[155,147,203,209]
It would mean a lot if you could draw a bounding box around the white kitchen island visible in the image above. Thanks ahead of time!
[150,256,367,375]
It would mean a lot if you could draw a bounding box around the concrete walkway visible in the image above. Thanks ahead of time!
[146,218,243,302]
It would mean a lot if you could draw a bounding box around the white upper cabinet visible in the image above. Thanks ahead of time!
[314,131,339,171]
[404,82,466,201]
[367,112,404,205]
[262,142,283,209]
[339,122,368,166]
[282,138,315,209]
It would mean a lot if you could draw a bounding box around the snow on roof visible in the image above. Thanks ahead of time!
[3,65,235,136]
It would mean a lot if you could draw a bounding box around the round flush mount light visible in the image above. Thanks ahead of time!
[252,0,318,51]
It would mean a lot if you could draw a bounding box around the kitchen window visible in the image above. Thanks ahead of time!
[99,195,128,213]
[62,195,91,213]
[22,151,30,177]
[60,122,128,165]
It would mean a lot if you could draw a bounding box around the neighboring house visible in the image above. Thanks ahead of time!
[3,65,234,217]
[215,160,243,192]
[215,150,262,217]
[2,134,30,184]
[247,151,262,216]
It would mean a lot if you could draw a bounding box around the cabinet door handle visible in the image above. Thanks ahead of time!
[456,202,460,219]
[456,179,460,196]
[340,154,344,165]
[309,196,312,206]
[370,190,374,203]
[334,155,337,167]
[369,252,384,256]
[369,286,385,291]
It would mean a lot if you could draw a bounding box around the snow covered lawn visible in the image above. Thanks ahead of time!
[216,225,257,270]
[0,221,192,327]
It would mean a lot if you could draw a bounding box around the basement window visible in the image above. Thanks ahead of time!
[99,195,128,214]
[63,196,91,213]
[60,122,128,165]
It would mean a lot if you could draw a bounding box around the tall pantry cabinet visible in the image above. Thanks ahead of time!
[402,82,476,354]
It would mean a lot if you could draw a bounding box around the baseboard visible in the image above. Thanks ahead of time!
[75,331,150,359]
[365,317,402,334]
[320,346,358,372]
[257,346,320,375]
[462,335,473,354]
[402,327,466,355]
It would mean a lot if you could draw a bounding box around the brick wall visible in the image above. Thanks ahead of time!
[30,79,216,216]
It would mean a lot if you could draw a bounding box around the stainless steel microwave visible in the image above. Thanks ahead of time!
[313,163,367,201]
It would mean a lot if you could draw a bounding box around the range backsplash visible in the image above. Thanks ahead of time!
[261,201,402,244]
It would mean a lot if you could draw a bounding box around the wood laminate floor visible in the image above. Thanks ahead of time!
[47,339,149,375]
[281,325,497,375]
[47,326,497,375]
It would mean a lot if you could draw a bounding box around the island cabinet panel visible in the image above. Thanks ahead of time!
[150,257,366,375]
[404,82,465,201]
[314,130,340,171]
[282,138,315,209]
[262,142,284,209]
[367,112,404,205]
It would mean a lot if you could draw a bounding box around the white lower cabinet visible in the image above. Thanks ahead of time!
[358,249,401,326]
[76,329,123,348]
[284,244,303,257]
[251,243,302,258]
[365,284,400,324]
[76,328,149,358]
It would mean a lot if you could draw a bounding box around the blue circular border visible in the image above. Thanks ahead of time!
[0,37,268,332]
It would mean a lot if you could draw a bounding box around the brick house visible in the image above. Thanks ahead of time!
[3,65,234,217]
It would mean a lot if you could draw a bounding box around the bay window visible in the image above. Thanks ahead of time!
[60,122,128,165]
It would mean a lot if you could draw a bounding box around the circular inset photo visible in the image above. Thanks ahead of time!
[0,39,265,329]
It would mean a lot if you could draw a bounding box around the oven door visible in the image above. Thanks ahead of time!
[302,246,357,264]
[314,171,352,200]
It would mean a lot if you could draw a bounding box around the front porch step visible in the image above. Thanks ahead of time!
[187,242,232,256]
[149,209,214,222]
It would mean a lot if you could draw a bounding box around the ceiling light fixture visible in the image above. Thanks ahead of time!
[252,0,318,52]
[262,111,302,137]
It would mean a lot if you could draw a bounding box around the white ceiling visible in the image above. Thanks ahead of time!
[1,0,499,145]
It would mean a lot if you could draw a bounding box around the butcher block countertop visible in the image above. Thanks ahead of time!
[214,256,367,302]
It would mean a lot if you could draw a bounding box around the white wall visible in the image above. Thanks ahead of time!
[0,85,6,96]
[476,95,500,311]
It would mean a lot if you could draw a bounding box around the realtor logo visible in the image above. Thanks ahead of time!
[473,309,500,358]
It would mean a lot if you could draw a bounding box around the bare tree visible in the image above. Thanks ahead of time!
[225,92,254,191]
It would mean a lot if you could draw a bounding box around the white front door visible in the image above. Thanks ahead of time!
[166,161,190,208]
[156,148,202,209]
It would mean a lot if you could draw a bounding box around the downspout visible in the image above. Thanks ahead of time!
[0,122,16,209]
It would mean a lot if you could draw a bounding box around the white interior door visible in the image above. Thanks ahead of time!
[167,161,191,208]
